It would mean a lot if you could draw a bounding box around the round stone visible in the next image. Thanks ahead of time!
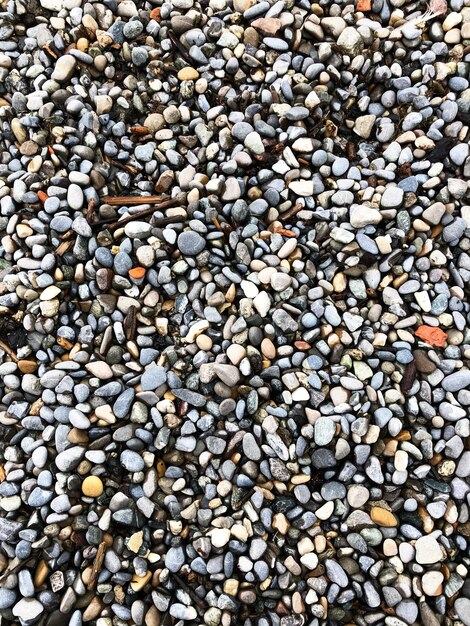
[82,476,104,498]
[177,231,206,255]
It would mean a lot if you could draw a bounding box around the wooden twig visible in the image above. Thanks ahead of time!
[91,198,183,231]
[59,229,75,241]
[87,541,107,591]
[279,203,303,222]
[56,241,74,256]
[0,339,18,362]
[42,42,58,59]
[93,215,187,231]
[104,157,139,174]
[101,195,170,206]
[130,126,150,135]
[400,360,417,395]
[86,198,96,225]
[0,559,35,585]
[168,31,192,63]
[123,306,137,341]
[170,573,207,609]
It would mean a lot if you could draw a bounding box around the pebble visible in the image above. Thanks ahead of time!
[82,476,104,498]
[442,371,470,392]
[140,366,167,390]
[51,55,76,82]
[177,231,206,255]
[12,598,44,621]
[314,417,336,446]
[455,599,470,626]
[415,536,443,565]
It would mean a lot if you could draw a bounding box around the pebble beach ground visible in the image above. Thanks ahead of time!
[1,0,470,624]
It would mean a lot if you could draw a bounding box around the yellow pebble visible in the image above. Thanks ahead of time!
[82,476,104,497]
[178,67,200,81]
[370,506,397,527]
[77,38,89,51]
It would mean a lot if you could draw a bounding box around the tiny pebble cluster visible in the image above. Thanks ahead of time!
[1,0,470,624]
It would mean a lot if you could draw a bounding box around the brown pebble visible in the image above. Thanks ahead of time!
[144,605,160,626]
[34,560,49,587]
[413,349,436,373]
[251,17,282,36]
[155,170,175,193]
[243,26,259,45]
[19,140,39,156]
[90,170,106,189]
[82,596,104,622]
[67,428,89,444]
[18,359,38,373]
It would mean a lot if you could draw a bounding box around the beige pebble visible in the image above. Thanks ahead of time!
[226,343,246,365]
[347,484,369,508]
[16,224,33,238]
[284,555,301,575]
[272,512,289,534]
[127,531,143,553]
[444,28,461,43]
[196,334,213,350]
[77,37,89,51]
[223,578,239,596]
[261,338,276,359]
[178,67,200,81]
[462,22,470,38]
[11,118,27,143]
[443,11,462,31]
[130,571,151,592]
[333,272,347,292]
[94,55,107,71]
[383,538,398,556]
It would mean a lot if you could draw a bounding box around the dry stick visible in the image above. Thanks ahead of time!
[400,360,417,395]
[168,31,192,63]
[123,305,137,341]
[170,573,207,609]
[0,339,18,362]
[0,558,35,585]
[104,157,138,174]
[87,541,107,591]
[90,198,182,231]
[279,203,303,222]
[56,240,74,257]
[86,198,96,225]
[101,195,170,206]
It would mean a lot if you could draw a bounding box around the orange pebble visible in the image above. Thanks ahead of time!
[38,191,48,203]
[129,267,146,279]
[275,228,297,237]
[415,325,448,348]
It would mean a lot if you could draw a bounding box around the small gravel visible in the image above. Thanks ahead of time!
[0,0,470,625]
